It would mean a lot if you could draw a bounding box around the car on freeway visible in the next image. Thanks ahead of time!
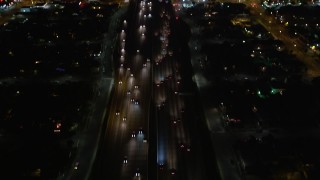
[159,163,165,170]
[172,119,177,124]
[161,101,165,106]
[179,143,191,152]
[138,127,143,134]
[123,156,128,164]
[74,162,80,170]
[132,131,136,138]
[170,168,176,175]
[116,111,120,116]
[135,168,141,177]
[123,117,127,121]
[186,145,191,152]
[134,100,139,105]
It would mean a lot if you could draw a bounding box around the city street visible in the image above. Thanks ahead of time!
[222,0,320,77]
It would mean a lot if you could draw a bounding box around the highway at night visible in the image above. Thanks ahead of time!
[91,0,216,179]
[3,0,320,179]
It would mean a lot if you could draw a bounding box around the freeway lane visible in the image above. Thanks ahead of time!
[153,1,212,179]
[91,0,152,179]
